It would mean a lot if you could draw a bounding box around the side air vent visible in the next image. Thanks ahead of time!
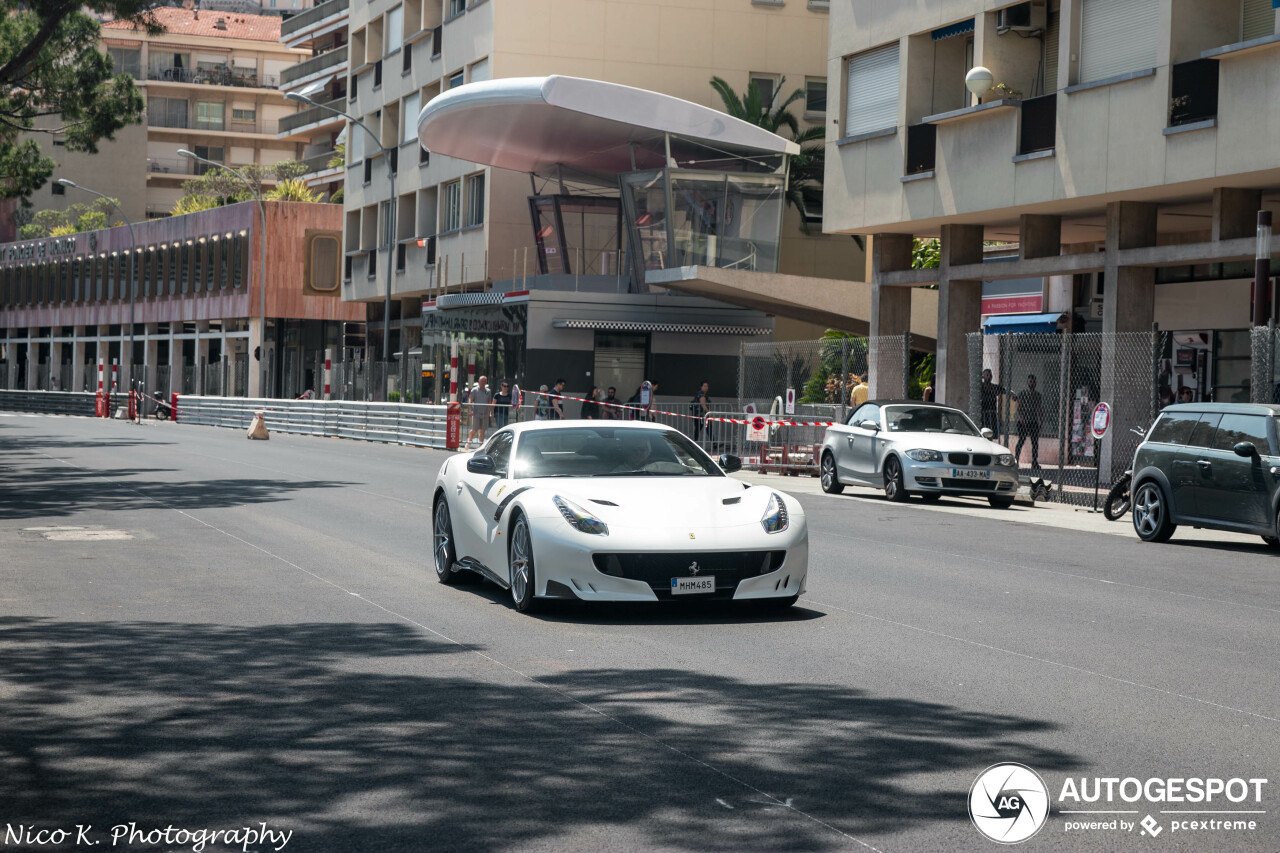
[722,496,741,505]
[589,499,619,506]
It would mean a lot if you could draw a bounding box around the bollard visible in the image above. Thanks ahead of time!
[446,401,461,449]
[170,392,179,423]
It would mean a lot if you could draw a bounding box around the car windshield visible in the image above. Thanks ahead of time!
[883,405,979,435]
[512,427,724,478]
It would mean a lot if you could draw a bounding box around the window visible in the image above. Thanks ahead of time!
[469,57,489,83]
[403,92,420,144]
[195,101,225,131]
[1186,413,1222,448]
[1212,414,1270,453]
[193,145,223,174]
[52,183,65,195]
[1243,0,1274,41]
[750,74,778,109]
[149,97,189,128]
[231,108,256,122]
[464,173,484,227]
[386,5,403,53]
[805,78,827,115]
[845,42,900,137]
[449,69,464,89]
[350,125,364,163]
[849,403,881,426]
[442,180,461,231]
[484,431,514,476]
[1147,411,1198,446]
[381,200,393,245]
[1078,0,1158,84]
[448,0,465,17]
[108,46,141,78]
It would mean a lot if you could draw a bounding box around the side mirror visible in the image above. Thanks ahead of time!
[1233,441,1260,459]
[719,453,743,473]
[980,427,994,439]
[467,454,497,475]
[859,420,880,431]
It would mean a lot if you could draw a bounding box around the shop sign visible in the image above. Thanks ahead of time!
[4,236,77,262]
[422,307,525,336]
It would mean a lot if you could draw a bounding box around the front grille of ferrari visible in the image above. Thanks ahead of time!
[592,550,787,598]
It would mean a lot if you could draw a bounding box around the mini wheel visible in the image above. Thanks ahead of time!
[1132,481,1176,543]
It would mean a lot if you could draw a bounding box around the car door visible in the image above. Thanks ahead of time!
[454,431,514,564]
[1145,411,1200,517]
[1197,413,1271,528]
[838,403,880,483]
[1170,413,1219,519]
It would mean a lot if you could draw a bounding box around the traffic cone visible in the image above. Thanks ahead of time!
[247,411,269,440]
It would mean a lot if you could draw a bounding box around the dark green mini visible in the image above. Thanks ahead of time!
[1130,403,1280,546]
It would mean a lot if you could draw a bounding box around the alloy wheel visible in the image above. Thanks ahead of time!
[510,516,532,605]
[434,499,452,578]
[1133,484,1162,537]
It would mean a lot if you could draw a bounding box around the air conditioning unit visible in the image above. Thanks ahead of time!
[996,1,1046,34]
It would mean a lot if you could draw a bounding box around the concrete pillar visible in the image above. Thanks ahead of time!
[144,324,159,410]
[50,339,64,391]
[868,234,917,399]
[936,224,985,411]
[167,325,178,397]
[71,327,86,393]
[220,323,229,398]
[248,316,264,398]
[25,342,38,391]
[1019,215,1062,260]
[1212,187,1262,242]
[196,322,210,396]
[1100,201,1158,477]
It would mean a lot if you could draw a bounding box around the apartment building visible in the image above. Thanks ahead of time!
[334,0,860,395]
[277,0,350,200]
[30,8,308,224]
[827,0,1280,412]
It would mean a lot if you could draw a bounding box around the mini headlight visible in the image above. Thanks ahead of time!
[997,454,1015,467]
[553,495,609,535]
[904,448,944,462]
[761,492,789,534]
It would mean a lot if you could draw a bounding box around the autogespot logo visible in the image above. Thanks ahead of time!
[969,763,1051,844]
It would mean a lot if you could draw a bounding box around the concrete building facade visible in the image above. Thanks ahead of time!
[826,0,1280,411]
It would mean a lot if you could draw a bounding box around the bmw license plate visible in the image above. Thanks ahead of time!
[672,576,715,594]
[952,468,990,480]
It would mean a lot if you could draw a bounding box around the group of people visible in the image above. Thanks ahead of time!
[459,377,715,449]
[979,369,1044,469]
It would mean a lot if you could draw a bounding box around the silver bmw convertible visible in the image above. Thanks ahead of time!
[819,401,1020,507]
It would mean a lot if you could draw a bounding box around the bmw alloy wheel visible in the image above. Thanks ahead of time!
[820,453,844,494]
[884,456,908,502]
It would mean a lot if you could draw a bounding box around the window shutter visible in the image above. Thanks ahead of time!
[844,42,900,137]
[1243,0,1274,41]
[1043,10,1060,94]
[1078,0,1159,84]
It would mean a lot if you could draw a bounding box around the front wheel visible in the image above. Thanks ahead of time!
[153,404,169,421]
[883,456,909,503]
[508,513,539,613]
[1132,481,1176,543]
[755,594,799,613]
[1103,474,1132,521]
[820,453,844,494]
[920,492,942,503]
[433,496,460,584]
[988,495,1015,509]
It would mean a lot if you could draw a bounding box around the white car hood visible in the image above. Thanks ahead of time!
[534,476,770,530]
[890,431,1011,455]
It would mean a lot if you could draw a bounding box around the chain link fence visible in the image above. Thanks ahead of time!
[738,334,916,418]
[969,331,1166,506]
[1251,326,1279,403]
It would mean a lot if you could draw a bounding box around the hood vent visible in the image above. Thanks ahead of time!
[589,499,618,506]
[721,496,741,505]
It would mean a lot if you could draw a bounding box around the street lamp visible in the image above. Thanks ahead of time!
[1255,210,1272,327]
[58,178,136,408]
[178,149,268,397]
[965,66,994,105]
[286,87,397,362]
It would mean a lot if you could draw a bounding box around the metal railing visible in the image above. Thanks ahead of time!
[148,66,280,89]
[280,46,349,86]
[279,96,347,134]
[148,114,280,134]
[281,0,350,40]
[147,157,195,176]
[0,390,98,417]
[176,396,448,448]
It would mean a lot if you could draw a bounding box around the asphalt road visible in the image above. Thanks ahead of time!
[2,414,1277,853]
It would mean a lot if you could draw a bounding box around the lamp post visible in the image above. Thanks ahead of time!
[965,66,994,105]
[1255,210,1272,327]
[58,179,136,408]
[178,150,268,397]
[286,89,397,362]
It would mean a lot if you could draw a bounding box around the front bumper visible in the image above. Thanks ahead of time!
[900,460,1018,496]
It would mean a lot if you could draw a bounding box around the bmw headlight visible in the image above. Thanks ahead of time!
[904,448,944,462]
[760,492,789,534]
[553,496,609,536]
[997,454,1015,467]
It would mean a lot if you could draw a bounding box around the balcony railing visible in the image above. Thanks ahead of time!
[905,123,936,175]
[301,149,343,173]
[1170,58,1218,127]
[281,0,350,40]
[146,157,195,176]
[279,97,346,134]
[148,114,281,135]
[1018,93,1056,154]
[280,45,349,87]
[148,66,279,89]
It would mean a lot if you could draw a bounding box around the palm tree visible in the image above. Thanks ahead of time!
[710,76,825,234]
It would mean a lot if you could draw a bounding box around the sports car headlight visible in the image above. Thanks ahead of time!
[553,496,609,536]
[997,454,1015,467]
[904,448,944,462]
[760,492,789,534]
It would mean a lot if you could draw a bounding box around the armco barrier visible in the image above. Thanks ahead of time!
[0,390,99,417]
[175,396,449,448]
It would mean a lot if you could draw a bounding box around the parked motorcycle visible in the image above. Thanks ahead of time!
[1102,426,1148,520]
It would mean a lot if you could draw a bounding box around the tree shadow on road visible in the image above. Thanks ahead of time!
[0,617,1082,851]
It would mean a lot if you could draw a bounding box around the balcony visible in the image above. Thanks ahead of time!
[278,97,347,135]
[1018,94,1056,155]
[281,0,350,43]
[301,149,343,174]
[280,45,349,89]
[1169,59,1218,128]
[148,114,281,135]
[905,123,936,176]
[146,157,195,176]
[147,65,279,89]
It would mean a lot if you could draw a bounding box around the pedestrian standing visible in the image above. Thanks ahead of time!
[581,386,601,419]
[690,381,710,440]
[466,375,492,448]
[534,384,553,420]
[1014,374,1043,469]
[979,369,1006,439]
[491,381,512,428]
[601,386,620,419]
[551,378,566,419]
[850,374,869,408]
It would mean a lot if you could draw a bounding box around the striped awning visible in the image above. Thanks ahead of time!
[552,319,771,335]
[932,19,975,40]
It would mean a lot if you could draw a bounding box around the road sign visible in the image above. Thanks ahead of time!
[747,415,768,443]
[785,388,796,415]
[743,402,757,416]
[1090,402,1111,439]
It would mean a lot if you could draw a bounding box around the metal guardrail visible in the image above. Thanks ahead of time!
[282,0,350,39]
[176,396,448,448]
[279,96,346,134]
[281,46,348,86]
[0,390,98,417]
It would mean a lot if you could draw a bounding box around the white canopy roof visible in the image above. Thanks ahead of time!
[416,75,799,180]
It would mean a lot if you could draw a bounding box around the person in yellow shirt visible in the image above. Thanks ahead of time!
[850,373,869,408]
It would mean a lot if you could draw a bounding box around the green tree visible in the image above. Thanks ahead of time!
[0,1,156,204]
[15,195,119,236]
[912,238,940,269]
[710,76,826,234]
[265,178,322,203]
[327,142,345,170]
[172,161,321,212]
[271,159,309,182]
